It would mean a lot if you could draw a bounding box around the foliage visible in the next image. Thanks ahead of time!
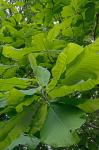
[0,0,99,149]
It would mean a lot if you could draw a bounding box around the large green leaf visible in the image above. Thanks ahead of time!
[77,99,99,113]
[47,43,83,91]
[48,79,99,99]
[63,43,99,85]
[0,77,32,91]
[41,104,86,147]
[2,46,36,60]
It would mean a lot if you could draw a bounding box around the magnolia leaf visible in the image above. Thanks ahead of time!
[62,5,74,18]
[20,87,41,95]
[47,24,61,41]
[13,14,22,22]
[2,46,34,60]
[28,53,37,69]
[77,99,99,113]
[64,46,99,85]
[48,79,99,99]
[16,97,35,113]
[30,103,48,134]
[6,135,40,150]
[14,1,24,6]
[33,66,50,86]
[47,43,83,91]
[6,88,25,106]
[0,106,35,150]
[0,64,11,75]
[41,104,86,147]
[0,77,32,91]
[0,64,17,76]
[28,53,50,86]
[2,67,17,78]
[0,97,7,108]
[32,33,47,51]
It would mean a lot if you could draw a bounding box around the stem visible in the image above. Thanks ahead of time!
[93,13,99,40]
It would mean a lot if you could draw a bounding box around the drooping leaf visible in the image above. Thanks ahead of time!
[63,45,99,85]
[2,46,36,60]
[77,99,99,113]
[48,79,99,99]
[41,104,86,147]
[0,77,32,91]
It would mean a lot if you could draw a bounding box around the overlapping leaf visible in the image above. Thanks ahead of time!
[41,104,86,147]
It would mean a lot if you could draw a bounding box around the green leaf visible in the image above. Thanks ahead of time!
[77,99,99,113]
[0,77,32,91]
[2,46,35,60]
[85,2,95,22]
[0,96,7,108]
[63,46,99,85]
[0,106,35,150]
[41,104,86,147]
[28,53,37,69]
[48,79,99,99]
[30,103,48,134]
[62,5,74,18]
[47,24,61,41]
[2,65,17,78]
[15,96,35,113]
[14,1,24,6]
[47,43,83,91]
[13,14,22,22]
[33,66,50,86]
[20,87,41,95]
[6,135,40,150]
[0,64,13,75]
[32,33,47,51]
[7,88,25,106]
